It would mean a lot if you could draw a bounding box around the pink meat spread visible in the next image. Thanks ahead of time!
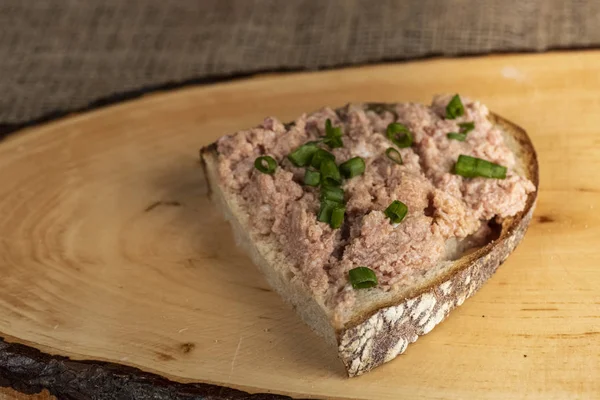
[215,95,535,310]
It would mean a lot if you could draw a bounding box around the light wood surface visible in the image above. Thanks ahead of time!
[1,51,599,400]
[0,388,54,400]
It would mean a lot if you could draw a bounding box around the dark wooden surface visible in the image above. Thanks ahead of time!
[0,338,299,400]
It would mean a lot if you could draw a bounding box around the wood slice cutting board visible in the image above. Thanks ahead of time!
[1,51,599,400]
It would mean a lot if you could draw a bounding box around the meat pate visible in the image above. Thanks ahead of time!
[215,95,536,314]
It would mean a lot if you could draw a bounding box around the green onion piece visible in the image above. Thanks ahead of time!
[317,200,338,223]
[310,148,336,169]
[348,267,378,289]
[447,132,467,141]
[453,155,507,179]
[339,157,365,179]
[458,122,475,133]
[384,200,408,224]
[320,159,342,187]
[446,94,465,119]
[447,121,473,141]
[385,147,403,165]
[323,136,343,149]
[330,206,345,229]
[254,156,277,174]
[453,154,476,177]
[287,142,319,167]
[325,119,342,137]
[324,119,344,149]
[321,186,345,203]
[304,169,321,186]
[386,123,413,148]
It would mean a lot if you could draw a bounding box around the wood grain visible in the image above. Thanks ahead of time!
[0,50,599,399]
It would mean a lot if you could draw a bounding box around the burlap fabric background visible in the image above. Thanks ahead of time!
[2,0,600,128]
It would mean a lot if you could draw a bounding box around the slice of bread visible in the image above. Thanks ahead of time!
[200,105,538,377]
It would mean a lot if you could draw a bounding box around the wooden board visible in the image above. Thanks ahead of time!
[1,51,599,400]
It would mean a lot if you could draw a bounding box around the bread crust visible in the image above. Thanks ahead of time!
[200,106,538,377]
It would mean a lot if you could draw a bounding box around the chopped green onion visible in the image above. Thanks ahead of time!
[447,121,473,141]
[317,201,345,229]
[339,157,365,179]
[385,147,403,165]
[458,122,475,133]
[324,136,343,148]
[320,159,342,187]
[310,148,336,169]
[386,123,413,148]
[304,169,321,186]
[317,200,338,223]
[330,206,345,229]
[324,119,344,149]
[254,156,277,174]
[325,119,342,138]
[447,132,467,141]
[446,94,465,119]
[384,200,408,224]
[288,142,319,167]
[321,186,345,203]
[453,155,507,179]
[348,267,378,289]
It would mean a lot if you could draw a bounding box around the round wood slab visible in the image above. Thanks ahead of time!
[1,51,599,400]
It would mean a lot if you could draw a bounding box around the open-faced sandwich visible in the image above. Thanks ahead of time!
[201,94,538,376]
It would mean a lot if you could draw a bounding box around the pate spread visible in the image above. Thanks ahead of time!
[215,95,535,309]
